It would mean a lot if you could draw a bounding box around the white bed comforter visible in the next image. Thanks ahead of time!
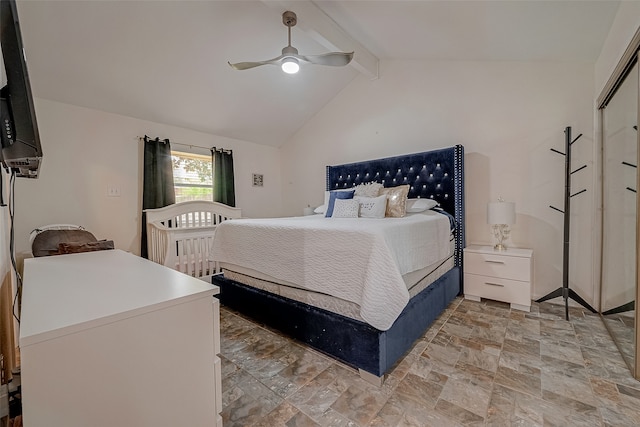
[210,211,451,330]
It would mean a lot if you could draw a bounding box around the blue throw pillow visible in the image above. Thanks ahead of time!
[325,190,355,217]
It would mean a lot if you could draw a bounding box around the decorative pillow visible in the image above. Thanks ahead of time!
[354,195,387,219]
[354,182,383,198]
[325,190,355,217]
[379,185,410,217]
[331,199,360,218]
[57,240,115,255]
[323,189,354,206]
[406,198,439,213]
[315,188,354,214]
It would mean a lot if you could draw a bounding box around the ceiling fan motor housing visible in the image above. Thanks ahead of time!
[282,45,298,56]
[283,11,297,28]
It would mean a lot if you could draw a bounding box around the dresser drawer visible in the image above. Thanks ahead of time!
[464,273,531,307]
[464,250,531,282]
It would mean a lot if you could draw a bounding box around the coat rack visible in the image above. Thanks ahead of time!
[536,126,597,320]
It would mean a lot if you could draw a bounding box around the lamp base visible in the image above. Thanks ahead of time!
[491,224,511,252]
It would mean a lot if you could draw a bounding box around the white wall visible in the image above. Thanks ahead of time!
[280,59,596,304]
[595,2,640,96]
[12,98,283,259]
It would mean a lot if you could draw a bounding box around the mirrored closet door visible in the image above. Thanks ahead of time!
[600,55,639,378]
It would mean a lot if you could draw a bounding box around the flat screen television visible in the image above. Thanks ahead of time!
[0,0,42,178]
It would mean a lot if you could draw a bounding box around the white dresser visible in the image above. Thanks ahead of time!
[464,245,533,312]
[20,249,222,427]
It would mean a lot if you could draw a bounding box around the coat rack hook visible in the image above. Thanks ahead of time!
[571,165,587,174]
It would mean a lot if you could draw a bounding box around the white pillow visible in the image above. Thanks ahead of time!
[354,195,387,219]
[406,198,439,213]
[313,205,326,214]
[331,199,360,218]
[354,182,383,198]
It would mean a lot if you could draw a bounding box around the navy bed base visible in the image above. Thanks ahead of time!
[213,267,459,377]
[213,145,465,379]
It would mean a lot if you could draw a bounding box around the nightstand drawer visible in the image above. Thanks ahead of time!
[464,251,531,282]
[464,273,531,307]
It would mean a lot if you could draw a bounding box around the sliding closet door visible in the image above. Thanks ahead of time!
[601,59,638,375]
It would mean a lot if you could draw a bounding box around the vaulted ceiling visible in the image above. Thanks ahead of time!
[12,1,620,147]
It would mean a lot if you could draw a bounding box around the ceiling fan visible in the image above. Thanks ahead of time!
[228,11,354,74]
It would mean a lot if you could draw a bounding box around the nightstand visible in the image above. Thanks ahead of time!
[464,245,533,312]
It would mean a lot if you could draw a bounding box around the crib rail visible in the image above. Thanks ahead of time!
[145,201,242,280]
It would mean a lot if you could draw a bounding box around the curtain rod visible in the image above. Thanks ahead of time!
[136,136,231,154]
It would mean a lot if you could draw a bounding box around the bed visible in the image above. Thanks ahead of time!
[211,145,464,383]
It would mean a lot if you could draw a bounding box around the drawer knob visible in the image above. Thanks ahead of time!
[485,260,505,264]
[484,282,505,287]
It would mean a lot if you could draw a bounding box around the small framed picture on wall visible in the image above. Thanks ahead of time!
[252,173,264,187]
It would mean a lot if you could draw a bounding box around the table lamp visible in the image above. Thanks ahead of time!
[487,198,515,251]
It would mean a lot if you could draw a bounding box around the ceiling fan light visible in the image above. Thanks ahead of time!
[281,57,299,74]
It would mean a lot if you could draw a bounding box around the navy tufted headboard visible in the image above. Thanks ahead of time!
[326,145,465,268]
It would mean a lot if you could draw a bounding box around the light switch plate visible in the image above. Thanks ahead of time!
[107,186,121,197]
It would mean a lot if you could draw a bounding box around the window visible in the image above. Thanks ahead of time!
[171,151,213,203]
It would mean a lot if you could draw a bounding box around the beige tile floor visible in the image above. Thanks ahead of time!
[602,311,635,370]
[220,298,640,426]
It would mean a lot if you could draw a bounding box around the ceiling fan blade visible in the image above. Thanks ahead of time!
[228,61,267,71]
[298,52,354,67]
[228,55,284,71]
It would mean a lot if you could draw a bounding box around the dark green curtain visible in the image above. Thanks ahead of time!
[141,136,175,258]
[212,149,235,207]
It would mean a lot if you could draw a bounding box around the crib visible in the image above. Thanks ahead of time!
[144,201,242,280]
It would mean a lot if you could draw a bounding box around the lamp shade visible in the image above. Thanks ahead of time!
[487,201,515,225]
